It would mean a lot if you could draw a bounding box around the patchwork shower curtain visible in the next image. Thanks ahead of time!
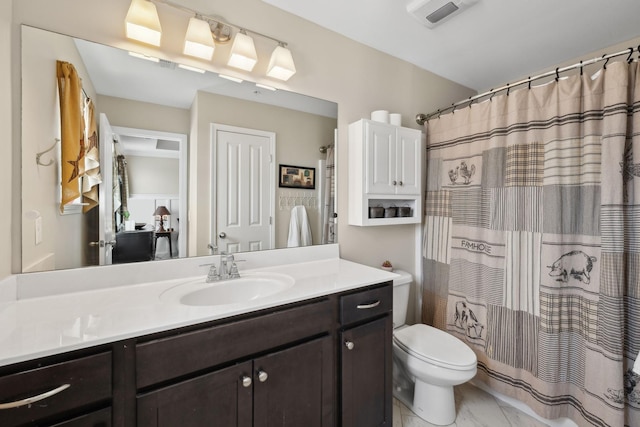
[422,60,640,427]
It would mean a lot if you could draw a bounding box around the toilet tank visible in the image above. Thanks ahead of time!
[392,270,412,328]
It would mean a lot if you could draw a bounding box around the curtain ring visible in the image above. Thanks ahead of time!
[489,90,495,102]
[555,67,560,82]
[627,47,634,63]
[579,61,583,76]
[528,77,532,90]
[506,83,510,96]
[602,54,608,69]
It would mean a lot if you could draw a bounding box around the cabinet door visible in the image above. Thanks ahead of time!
[341,316,393,427]
[365,121,397,194]
[396,127,421,195]
[254,336,333,427]
[137,361,253,427]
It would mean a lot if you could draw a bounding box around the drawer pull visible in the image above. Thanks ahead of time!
[0,384,70,410]
[258,370,269,383]
[345,340,355,350]
[356,300,381,310]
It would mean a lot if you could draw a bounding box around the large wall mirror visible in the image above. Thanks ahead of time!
[21,25,338,273]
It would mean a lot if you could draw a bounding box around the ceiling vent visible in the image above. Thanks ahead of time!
[407,0,479,28]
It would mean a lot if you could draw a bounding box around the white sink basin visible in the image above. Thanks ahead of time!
[160,272,295,307]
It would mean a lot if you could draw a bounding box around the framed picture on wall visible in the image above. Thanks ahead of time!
[278,164,316,189]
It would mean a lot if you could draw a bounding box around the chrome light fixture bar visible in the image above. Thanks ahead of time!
[124,0,297,81]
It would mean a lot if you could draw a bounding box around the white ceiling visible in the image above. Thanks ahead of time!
[262,0,640,91]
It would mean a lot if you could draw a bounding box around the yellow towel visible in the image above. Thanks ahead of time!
[82,98,101,212]
[56,61,85,212]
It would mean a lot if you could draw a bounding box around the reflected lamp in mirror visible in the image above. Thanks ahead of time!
[267,44,296,81]
[154,205,171,232]
[125,0,162,46]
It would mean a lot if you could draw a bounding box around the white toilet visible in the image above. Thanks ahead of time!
[392,271,477,426]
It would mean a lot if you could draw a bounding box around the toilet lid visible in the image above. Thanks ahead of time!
[393,324,476,369]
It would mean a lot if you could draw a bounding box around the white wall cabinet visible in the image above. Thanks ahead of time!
[348,119,423,226]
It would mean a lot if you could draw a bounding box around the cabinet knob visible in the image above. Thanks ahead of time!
[345,340,355,350]
[258,370,269,382]
[392,180,397,186]
[399,181,403,186]
[242,376,252,388]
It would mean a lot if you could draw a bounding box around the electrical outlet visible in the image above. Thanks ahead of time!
[35,216,43,245]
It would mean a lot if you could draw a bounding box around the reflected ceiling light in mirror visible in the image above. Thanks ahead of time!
[128,51,160,62]
[219,74,243,83]
[228,30,258,72]
[178,63,206,73]
[125,0,162,46]
[256,83,277,91]
[267,44,296,81]
[183,16,215,60]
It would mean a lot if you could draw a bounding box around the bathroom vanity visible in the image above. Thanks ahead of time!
[0,247,395,426]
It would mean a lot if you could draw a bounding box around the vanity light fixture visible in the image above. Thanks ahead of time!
[124,0,297,81]
[267,44,296,81]
[227,30,258,72]
[183,16,215,60]
[125,0,162,46]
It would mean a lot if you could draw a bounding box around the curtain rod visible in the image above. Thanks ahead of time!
[416,46,640,125]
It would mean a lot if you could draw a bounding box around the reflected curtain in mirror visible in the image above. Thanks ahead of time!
[322,145,336,244]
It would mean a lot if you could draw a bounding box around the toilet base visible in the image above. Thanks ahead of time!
[412,380,456,426]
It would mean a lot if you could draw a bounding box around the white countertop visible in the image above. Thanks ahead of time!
[0,257,398,367]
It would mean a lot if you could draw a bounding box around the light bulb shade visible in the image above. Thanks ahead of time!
[125,0,162,46]
[228,32,258,71]
[184,17,215,60]
[267,45,296,81]
[153,205,171,216]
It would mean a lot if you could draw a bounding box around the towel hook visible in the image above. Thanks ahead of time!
[36,138,60,166]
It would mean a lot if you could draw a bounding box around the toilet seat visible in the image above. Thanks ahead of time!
[393,324,476,370]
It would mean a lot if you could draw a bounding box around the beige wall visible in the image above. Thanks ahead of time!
[97,95,191,135]
[8,0,475,281]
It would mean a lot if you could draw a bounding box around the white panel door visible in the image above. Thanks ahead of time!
[365,121,396,194]
[97,113,115,265]
[214,126,274,253]
[396,127,421,195]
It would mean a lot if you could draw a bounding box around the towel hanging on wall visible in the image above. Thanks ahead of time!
[82,98,101,212]
[56,60,85,212]
[287,205,313,247]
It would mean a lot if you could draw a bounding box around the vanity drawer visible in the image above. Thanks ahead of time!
[0,352,112,426]
[340,283,392,326]
[136,298,333,389]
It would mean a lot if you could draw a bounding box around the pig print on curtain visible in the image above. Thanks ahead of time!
[422,60,640,427]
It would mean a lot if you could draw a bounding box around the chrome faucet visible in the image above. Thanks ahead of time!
[202,252,242,282]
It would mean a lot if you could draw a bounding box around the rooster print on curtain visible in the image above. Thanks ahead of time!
[422,60,640,427]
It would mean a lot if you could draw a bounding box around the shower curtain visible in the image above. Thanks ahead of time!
[422,60,640,427]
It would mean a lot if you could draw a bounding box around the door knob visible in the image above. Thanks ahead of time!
[257,370,268,382]
[219,232,227,239]
[242,376,252,388]
[345,340,355,350]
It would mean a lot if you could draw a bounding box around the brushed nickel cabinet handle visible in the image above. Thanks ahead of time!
[0,384,70,410]
[345,340,355,350]
[242,376,252,388]
[356,300,381,309]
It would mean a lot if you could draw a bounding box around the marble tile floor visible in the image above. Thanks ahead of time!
[393,383,549,427]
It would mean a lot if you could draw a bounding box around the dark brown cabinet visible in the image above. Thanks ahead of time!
[0,282,392,427]
[340,285,393,427]
[0,351,112,427]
